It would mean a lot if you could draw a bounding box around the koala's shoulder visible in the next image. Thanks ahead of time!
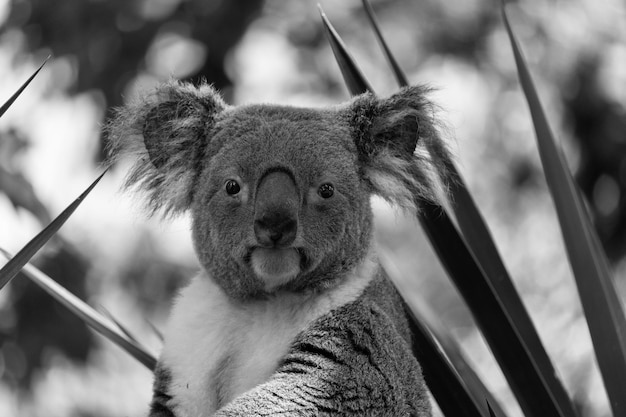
[275,272,430,415]
[291,271,413,350]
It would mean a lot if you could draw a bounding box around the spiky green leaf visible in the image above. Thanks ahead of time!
[147,320,164,342]
[503,6,626,415]
[360,0,408,87]
[98,305,140,343]
[318,5,373,96]
[382,255,508,417]
[0,57,49,118]
[0,250,157,370]
[322,3,581,415]
[360,2,579,415]
[402,302,486,417]
[0,171,107,290]
[412,298,508,417]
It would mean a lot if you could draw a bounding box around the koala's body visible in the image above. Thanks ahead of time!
[108,80,451,416]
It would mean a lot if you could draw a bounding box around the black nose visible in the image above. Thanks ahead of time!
[254,170,299,247]
[254,211,297,247]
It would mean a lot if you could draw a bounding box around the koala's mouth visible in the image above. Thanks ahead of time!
[247,247,309,290]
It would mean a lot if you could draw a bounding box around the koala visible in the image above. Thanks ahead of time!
[107,80,452,416]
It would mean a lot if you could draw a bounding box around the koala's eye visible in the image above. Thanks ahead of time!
[318,183,334,199]
[225,179,241,195]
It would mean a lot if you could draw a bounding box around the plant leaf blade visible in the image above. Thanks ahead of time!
[503,6,626,415]
[0,57,49,118]
[342,4,576,416]
[0,249,157,370]
[98,305,140,343]
[402,300,487,417]
[360,0,409,86]
[382,254,508,417]
[419,202,580,417]
[449,179,579,417]
[0,171,107,290]
[318,4,373,96]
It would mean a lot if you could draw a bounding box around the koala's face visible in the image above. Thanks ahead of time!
[108,81,450,300]
[191,107,373,298]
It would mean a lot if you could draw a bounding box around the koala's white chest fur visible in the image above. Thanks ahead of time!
[159,251,378,417]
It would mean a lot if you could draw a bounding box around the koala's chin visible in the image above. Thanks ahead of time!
[250,247,301,290]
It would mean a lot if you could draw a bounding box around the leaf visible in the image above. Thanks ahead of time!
[419,203,580,417]
[0,171,107,290]
[381,254,508,417]
[0,249,157,370]
[0,57,50,118]
[503,5,626,415]
[318,5,373,96]
[330,3,578,416]
[360,0,408,87]
[412,296,509,417]
[98,305,140,343]
[402,300,487,417]
[146,320,164,342]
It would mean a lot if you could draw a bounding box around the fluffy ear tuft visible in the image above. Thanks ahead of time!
[106,80,227,216]
[349,86,454,212]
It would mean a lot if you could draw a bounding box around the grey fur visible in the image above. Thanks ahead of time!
[107,80,452,416]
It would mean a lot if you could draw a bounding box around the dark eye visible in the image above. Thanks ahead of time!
[318,183,334,199]
[225,179,241,195]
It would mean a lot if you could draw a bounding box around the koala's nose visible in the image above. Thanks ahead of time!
[254,170,299,247]
[254,212,297,247]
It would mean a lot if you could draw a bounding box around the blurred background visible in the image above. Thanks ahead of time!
[0,0,624,416]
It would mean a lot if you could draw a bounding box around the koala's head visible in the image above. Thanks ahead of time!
[107,81,451,300]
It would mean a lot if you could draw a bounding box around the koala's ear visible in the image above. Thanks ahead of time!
[106,80,227,216]
[349,86,453,211]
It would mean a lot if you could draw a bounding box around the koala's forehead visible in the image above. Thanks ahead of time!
[206,104,357,179]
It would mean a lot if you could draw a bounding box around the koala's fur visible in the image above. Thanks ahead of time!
[107,80,452,416]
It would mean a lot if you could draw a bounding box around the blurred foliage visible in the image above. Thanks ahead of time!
[117,232,196,314]
[564,56,626,261]
[0,129,50,225]
[3,0,264,157]
[1,245,92,388]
